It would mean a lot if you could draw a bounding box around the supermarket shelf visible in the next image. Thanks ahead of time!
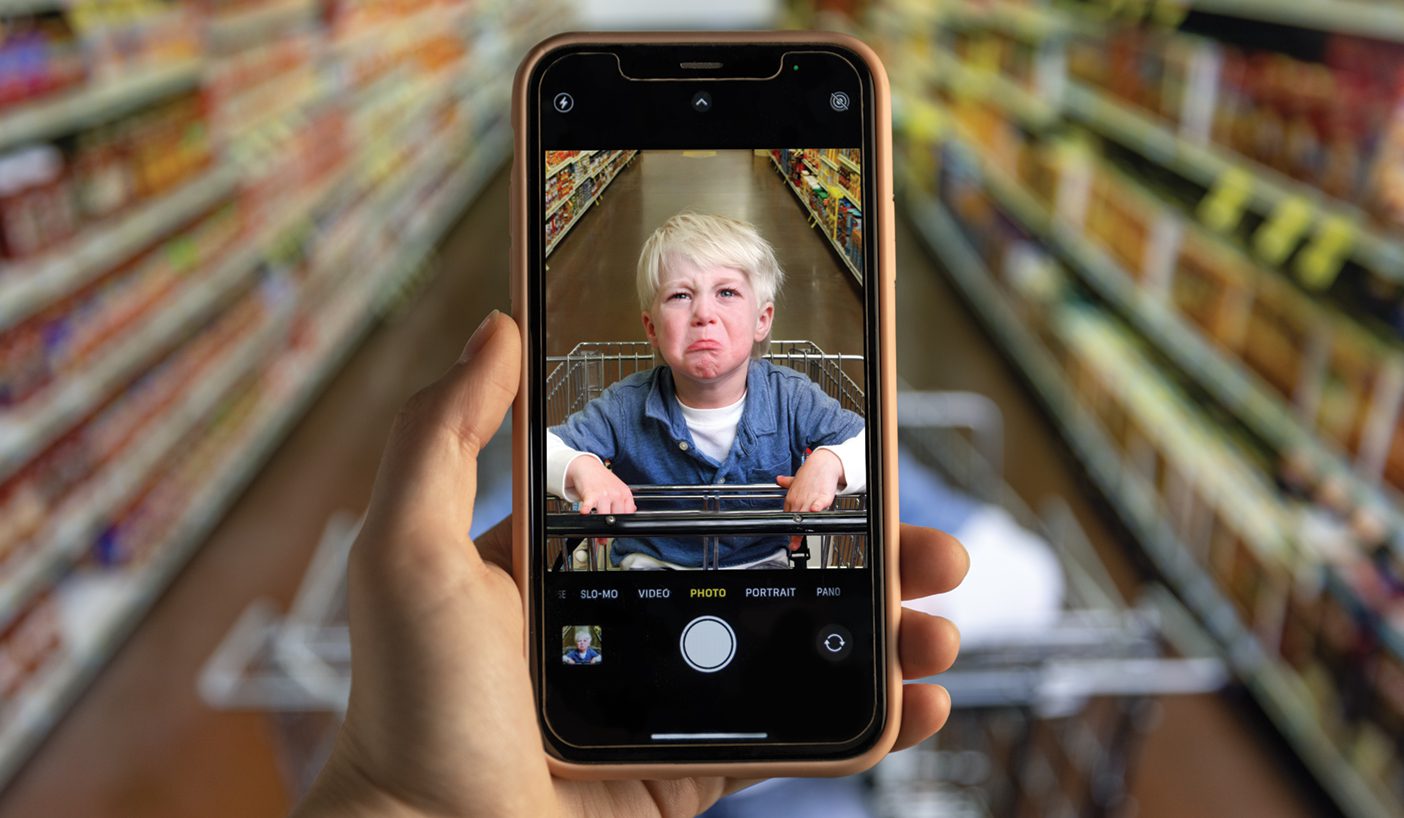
[545,152,636,256]
[1183,0,1404,43]
[770,154,864,286]
[904,186,1398,818]
[206,0,318,49]
[544,151,625,219]
[796,152,861,207]
[374,125,510,310]
[0,122,509,795]
[943,129,1404,555]
[0,296,287,629]
[0,60,204,153]
[1063,81,1404,281]
[838,154,861,173]
[0,305,293,785]
[0,232,260,484]
[545,150,595,177]
[918,49,1057,130]
[0,164,240,330]
[0,158,352,489]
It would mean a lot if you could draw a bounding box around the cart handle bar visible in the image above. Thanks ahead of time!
[545,510,868,537]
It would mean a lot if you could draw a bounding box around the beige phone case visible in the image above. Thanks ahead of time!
[510,30,900,780]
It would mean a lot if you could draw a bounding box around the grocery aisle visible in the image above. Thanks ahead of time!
[546,150,864,356]
[892,215,1331,818]
[0,159,1330,817]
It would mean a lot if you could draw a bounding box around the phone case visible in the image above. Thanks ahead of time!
[510,30,900,780]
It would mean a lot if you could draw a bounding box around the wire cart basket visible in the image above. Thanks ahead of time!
[867,392,1227,818]
[544,340,868,571]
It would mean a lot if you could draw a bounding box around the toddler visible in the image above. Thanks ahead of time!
[547,212,865,569]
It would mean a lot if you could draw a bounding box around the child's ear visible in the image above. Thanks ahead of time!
[753,303,774,340]
[641,311,658,345]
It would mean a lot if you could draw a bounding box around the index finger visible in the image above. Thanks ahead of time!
[898,523,969,600]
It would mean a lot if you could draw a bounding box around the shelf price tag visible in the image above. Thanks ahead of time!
[1197,166,1254,234]
[1252,195,1313,267]
[1295,215,1357,290]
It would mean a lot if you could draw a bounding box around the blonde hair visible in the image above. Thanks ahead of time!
[636,212,785,312]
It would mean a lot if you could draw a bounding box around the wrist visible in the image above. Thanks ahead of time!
[811,448,845,481]
[292,740,423,818]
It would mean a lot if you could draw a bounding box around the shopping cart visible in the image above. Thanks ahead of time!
[866,392,1227,818]
[544,340,868,571]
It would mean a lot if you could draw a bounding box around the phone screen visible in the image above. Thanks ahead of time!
[526,44,887,763]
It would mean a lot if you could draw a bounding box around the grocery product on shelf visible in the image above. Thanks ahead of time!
[0,90,215,264]
[0,145,79,261]
[0,9,87,111]
[0,199,243,408]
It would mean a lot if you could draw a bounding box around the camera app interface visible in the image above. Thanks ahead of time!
[539,139,876,749]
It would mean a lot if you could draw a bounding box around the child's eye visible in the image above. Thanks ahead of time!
[667,291,691,301]
[718,288,741,298]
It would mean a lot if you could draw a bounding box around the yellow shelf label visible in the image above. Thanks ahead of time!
[1197,166,1255,234]
[1252,196,1314,267]
[1295,215,1357,290]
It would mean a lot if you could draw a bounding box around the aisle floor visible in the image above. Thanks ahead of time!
[0,166,1333,816]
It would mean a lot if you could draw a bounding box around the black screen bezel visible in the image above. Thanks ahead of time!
[525,40,888,765]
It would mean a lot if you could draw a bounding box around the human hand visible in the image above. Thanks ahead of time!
[776,448,844,512]
[566,455,637,514]
[291,311,968,818]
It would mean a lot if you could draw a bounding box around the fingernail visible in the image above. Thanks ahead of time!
[460,310,501,362]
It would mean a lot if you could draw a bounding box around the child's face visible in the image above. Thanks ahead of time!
[576,636,591,651]
[641,256,773,385]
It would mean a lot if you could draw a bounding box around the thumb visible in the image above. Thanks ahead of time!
[363,311,521,553]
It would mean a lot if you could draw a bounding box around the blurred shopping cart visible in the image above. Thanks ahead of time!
[865,392,1227,818]
[544,340,868,571]
[201,388,1226,811]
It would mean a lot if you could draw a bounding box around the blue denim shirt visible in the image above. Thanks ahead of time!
[550,359,865,567]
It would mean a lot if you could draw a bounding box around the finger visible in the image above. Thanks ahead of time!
[363,311,520,553]
[898,608,960,679]
[899,524,969,600]
[892,683,952,751]
[775,475,794,487]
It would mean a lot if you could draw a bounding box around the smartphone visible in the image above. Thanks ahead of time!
[510,31,898,777]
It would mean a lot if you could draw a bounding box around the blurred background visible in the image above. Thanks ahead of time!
[0,0,1401,816]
